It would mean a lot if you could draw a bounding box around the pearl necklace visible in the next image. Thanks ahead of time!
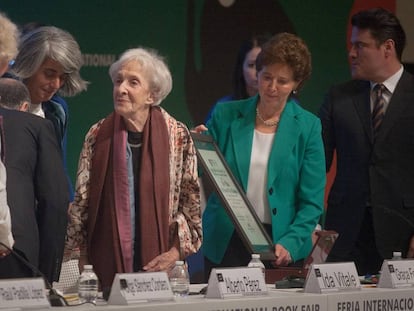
[256,106,279,127]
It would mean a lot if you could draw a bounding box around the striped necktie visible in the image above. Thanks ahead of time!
[372,83,386,137]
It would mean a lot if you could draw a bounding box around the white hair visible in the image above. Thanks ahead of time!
[109,47,172,106]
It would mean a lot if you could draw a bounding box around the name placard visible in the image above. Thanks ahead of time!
[0,277,49,309]
[108,272,173,305]
[304,262,361,293]
[205,267,267,299]
[378,259,414,288]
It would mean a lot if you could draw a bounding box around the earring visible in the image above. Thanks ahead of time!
[292,90,297,95]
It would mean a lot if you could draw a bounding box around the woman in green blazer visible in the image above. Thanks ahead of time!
[202,33,326,278]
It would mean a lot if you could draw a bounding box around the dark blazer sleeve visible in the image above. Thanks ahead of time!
[35,118,70,282]
[318,87,336,172]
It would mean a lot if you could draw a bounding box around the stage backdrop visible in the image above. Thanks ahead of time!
[1,0,413,186]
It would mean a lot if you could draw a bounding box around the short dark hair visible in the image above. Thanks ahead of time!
[0,78,31,110]
[351,7,406,60]
[256,32,311,91]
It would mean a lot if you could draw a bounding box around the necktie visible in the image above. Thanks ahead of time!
[372,84,386,137]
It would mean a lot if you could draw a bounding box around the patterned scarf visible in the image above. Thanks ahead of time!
[87,107,170,289]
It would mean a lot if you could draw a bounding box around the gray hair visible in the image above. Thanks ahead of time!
[109,47,172,106]
[11,26,88,97]
[0,78,31,110]
[0,12,19,62]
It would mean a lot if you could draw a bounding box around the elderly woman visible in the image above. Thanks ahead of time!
[66,47,202,296]
[202,32,326,279]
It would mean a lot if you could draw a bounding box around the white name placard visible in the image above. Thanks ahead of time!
[304,262,361,293]
[108,272,174,305]
[378,259,414,288]
[0,277,49,309]
[205,267,267,299]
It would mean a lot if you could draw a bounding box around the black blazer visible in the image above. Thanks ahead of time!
[0,107,69,282]
[319,71,414,259]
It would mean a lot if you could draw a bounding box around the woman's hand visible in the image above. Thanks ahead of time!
[191,124,208,133]
[273,244,292,266]
[143,246,180,272]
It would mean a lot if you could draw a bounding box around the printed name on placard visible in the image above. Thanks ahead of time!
[378,259,414,288]
[0,278,49,309]
[206,267,267,298]
[304,262,360,293]
[108,272,174,305]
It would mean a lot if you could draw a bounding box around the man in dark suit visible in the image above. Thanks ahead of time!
[319,7,414,275]
[0,78,69,283]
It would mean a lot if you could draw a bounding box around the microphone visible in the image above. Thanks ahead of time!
[0,241,68,306]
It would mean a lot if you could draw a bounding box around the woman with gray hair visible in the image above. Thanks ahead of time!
[11,26,88,200]
[12,26,87,100]
[66,47,202,298]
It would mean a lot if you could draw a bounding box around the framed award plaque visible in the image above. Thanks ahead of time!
[191,132,276,260]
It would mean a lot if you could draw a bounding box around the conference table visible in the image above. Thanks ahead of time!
[40,284,414,311]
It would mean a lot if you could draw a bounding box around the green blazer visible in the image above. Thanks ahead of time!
[202,95,326,264]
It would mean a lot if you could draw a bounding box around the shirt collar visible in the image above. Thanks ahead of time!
[371,65,404,94]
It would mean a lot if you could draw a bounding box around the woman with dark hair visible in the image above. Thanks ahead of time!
[205,34,270,122]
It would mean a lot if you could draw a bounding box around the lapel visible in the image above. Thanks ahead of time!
[376,71,414,141]
[267,100,300,186]
[351,80,373,144]
[230,97,256,191]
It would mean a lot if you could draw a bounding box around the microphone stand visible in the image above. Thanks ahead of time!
[0,241,68,306]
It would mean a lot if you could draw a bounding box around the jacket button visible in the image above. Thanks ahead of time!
[272,208,277,215]
[268,188,273,195]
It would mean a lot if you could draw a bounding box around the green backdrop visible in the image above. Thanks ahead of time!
[1,0,353,185]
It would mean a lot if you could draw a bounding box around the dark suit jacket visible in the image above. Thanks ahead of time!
[0,107,69,282]
[319,70,414,259]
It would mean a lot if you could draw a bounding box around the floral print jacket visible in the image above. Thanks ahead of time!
[65,108,202,260]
